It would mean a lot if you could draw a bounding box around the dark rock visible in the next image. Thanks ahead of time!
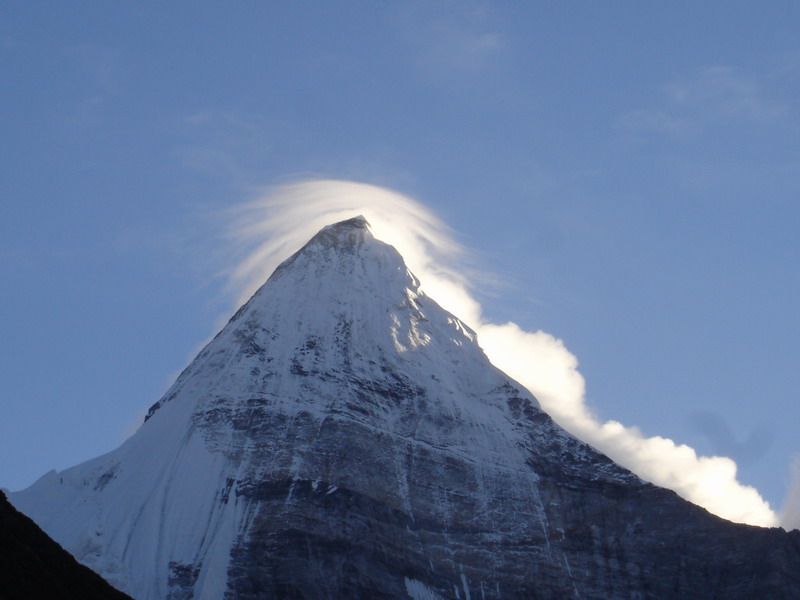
[0,491,131,600]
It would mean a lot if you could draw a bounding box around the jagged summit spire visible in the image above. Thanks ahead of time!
[143,214,435,426]
[299,214,374,251]
[324,214,369,230]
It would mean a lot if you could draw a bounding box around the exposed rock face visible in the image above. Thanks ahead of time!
[10,216,800,599]
[0,490,132,600]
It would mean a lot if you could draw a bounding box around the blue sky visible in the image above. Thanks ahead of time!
[2,2,799,516]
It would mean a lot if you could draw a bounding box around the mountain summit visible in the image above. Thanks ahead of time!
[11,218,800,599]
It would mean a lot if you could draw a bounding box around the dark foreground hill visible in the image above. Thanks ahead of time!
[0,490,131,600]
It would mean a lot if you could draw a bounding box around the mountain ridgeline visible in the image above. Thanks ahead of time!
[10,216,800,599]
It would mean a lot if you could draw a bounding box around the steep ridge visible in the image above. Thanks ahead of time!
[10,216,800,599]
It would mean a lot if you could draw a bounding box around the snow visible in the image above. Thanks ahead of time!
[9,216,620,598]
[404,576,445,600]
[460,573,472,600]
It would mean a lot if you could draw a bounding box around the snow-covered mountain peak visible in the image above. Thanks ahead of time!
[12,217,800,600]
[315,213,370,240]
[282,213,374,258]
[14,216,541,598]
[144,214,426,418]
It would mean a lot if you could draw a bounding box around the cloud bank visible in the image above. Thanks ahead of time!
[227,179,779,528]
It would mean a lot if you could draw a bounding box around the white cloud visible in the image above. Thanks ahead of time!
[227,180,468,309]
[226,179,780,527]
[476,321,776,527]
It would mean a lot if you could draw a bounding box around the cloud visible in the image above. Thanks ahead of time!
[225,179,779,527]
[227,180,470,312]
[476,322,776,527]
[177,109,281,184]
[64,44,120,128]
[618,65,787,141]
[396,2,504,75]
[667,66,785,120]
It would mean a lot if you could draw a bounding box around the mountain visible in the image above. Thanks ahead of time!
[9,216,800,599]
[0,490,132,600]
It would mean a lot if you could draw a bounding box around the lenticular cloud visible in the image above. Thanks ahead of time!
[227,179,778,527]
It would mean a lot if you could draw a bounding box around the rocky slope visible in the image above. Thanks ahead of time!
[10,216,800,599]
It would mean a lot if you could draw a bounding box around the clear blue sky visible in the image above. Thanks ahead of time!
[2,2,798,512]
